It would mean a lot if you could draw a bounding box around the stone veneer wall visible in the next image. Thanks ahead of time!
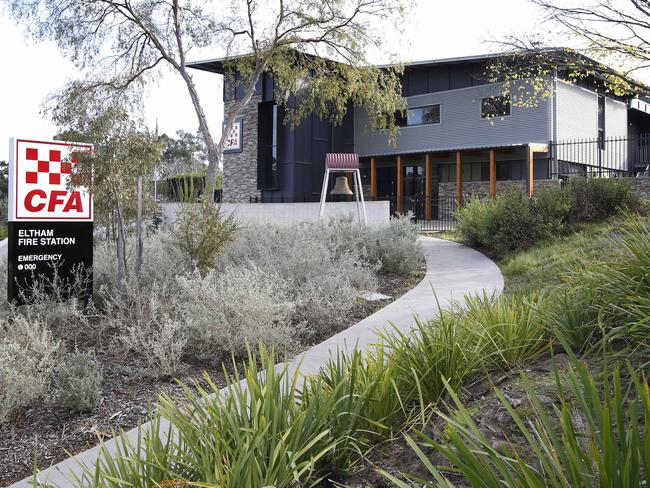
[438,179,561,200]
[630,176,650,200]
[222,95,262,203]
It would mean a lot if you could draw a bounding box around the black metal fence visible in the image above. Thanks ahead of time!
[551,134,650,179]
[379,195,459,231]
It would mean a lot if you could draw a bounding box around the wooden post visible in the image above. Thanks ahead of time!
[370,157,377,200]
[489,149,496,198]
[528,146,534,196]
[397,155,403,213]
[455,151,463,206]
[425,153,432,220]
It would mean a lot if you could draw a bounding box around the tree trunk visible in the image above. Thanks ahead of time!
[177,64,264,203]
[135,175,143,282]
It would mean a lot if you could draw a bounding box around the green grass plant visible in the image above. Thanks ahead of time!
[383,348,650,487]
[70,348,339,487]
[566,216,650,364]
[499,218,624,295]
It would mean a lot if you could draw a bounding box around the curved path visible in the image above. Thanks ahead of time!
[8,237,503,488]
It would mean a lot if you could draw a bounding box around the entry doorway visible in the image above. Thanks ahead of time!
[376,166,397,214]
[403,164,425,218]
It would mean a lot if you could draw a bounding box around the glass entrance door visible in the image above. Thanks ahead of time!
[404,164,425,219]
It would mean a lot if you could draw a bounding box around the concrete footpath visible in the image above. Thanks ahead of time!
[8,237,503,488]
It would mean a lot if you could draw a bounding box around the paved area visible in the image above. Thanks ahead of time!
[9,236,503,488]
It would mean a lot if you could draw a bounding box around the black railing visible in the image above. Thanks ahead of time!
[550,134,650,179]
[381,195,459,231]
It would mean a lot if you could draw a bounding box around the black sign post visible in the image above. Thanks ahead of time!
[7,221,93,305]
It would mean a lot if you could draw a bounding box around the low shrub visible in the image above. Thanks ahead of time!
[367,215,423,275]
[170,202,238,273]
[220,222,378,333]
[457,179,643,257]
[177,267,297,363]
[456,191,547,257]
[567,177,641,223]
[0,316,60,422]
[535,185,571,235]
[94,232,188,293]
[107,282,188,379]
[56,349,102,413]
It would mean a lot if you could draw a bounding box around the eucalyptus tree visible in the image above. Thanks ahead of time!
[484,0,650,104]
[52,90,162,284]
[6,0,408,202]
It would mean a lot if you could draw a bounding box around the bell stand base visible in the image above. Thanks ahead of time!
[318,168,368,226]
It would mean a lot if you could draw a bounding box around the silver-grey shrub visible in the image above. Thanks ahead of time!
[56,349,102,413]
[105,281,188,379]
[94,232,188,292]
[366,214,423,275]
[219,222,378,334]
[177,266,297,363]
[0,316,61,422]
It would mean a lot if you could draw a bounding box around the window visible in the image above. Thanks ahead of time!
[481,95,511,119]
[440,164,456,182]
[399,104,441,126]
[463,162,483,182]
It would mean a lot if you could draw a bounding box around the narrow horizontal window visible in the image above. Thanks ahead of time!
[399,104,441,127]
[481,95,511,119]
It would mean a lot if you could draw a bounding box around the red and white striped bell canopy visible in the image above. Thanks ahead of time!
[325,153,359,169]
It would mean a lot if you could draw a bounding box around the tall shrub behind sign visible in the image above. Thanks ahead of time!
[7,138,93,305]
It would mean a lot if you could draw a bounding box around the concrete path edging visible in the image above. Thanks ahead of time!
[7,237,503,488]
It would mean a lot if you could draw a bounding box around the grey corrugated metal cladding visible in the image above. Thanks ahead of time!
[354,83,553,157]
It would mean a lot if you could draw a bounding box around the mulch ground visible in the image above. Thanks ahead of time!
[0,265,425,486]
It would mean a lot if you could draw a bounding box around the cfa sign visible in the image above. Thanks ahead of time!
[7,138,94,305]
[9,139,93,221]
[223,117,243,154]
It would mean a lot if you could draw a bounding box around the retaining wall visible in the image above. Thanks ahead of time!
[630,176,650,200]
[161,201,390,227]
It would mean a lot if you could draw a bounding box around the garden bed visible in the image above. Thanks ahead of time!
[0,265,425,485]
[338,351,575,487]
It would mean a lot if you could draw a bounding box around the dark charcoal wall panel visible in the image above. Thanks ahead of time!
[310,138,331,195]
[277,107,295,200]
[428,66,450,92]
[408,68,428,96]
[449,64,472,89]
[294,162,312,200]
[312,114,330,140]
[333,106,355,152]
[257,101,274,189]
[294,115,312,163]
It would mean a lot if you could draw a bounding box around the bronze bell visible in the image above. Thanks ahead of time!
[330,175,353,196]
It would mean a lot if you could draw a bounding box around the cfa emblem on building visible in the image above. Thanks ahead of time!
[7,138,94,305]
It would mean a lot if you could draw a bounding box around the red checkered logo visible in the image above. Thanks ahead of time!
[11,139,93,221]
[24,148,78,186]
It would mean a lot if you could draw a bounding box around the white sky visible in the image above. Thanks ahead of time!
[0,0,548,161]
